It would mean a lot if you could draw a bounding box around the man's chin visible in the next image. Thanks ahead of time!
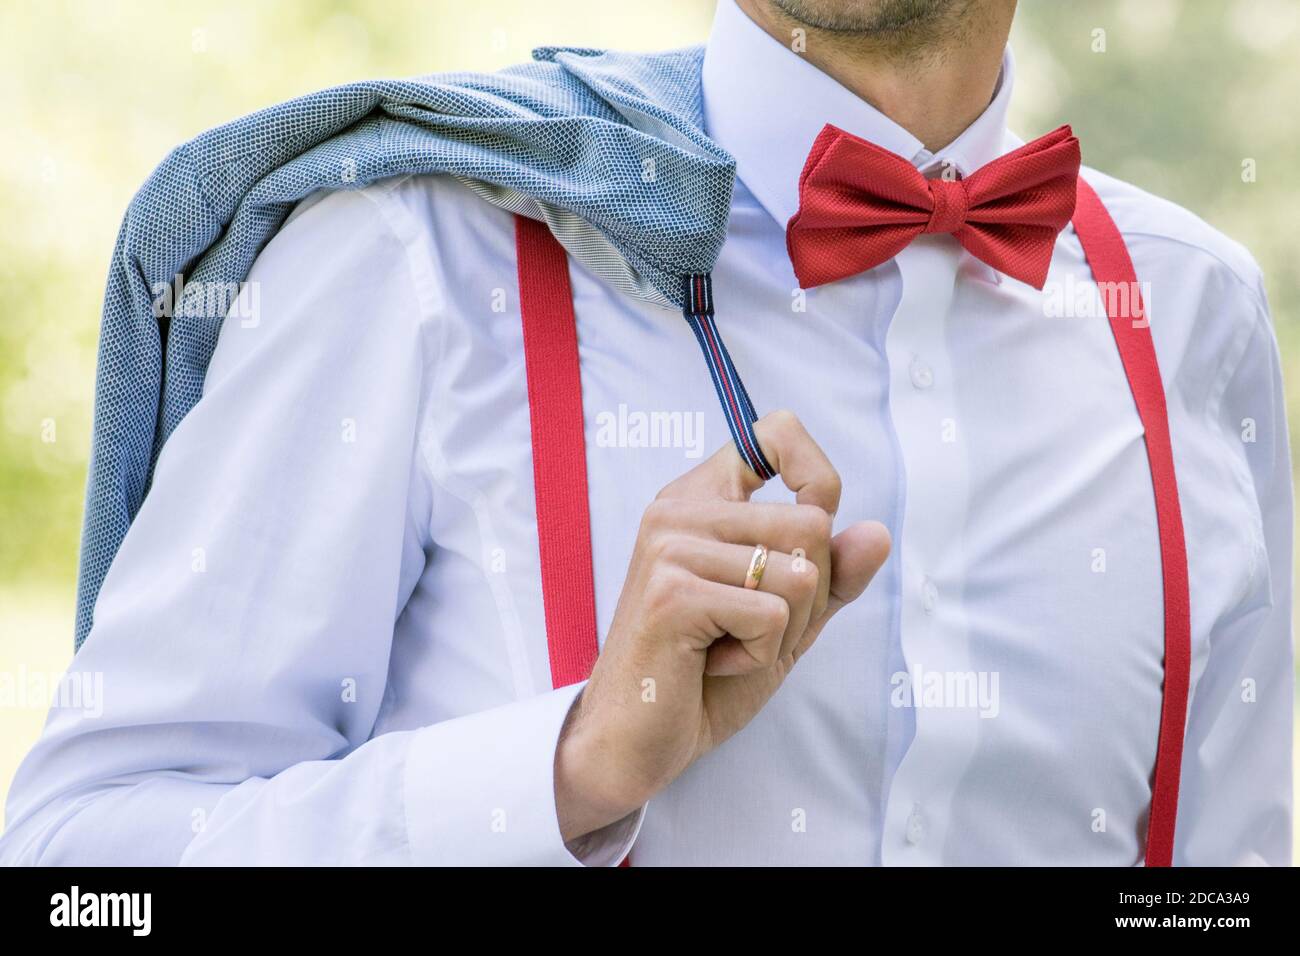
[763,0,967,35]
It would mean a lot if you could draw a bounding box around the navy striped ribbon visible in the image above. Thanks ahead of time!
[682,273,776,481]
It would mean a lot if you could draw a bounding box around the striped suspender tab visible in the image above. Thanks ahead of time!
[1072,179,1191,867]
[682,273,776,481]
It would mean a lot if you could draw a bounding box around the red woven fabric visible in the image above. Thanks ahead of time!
[515,215,600,689]
[786,124,1081,290]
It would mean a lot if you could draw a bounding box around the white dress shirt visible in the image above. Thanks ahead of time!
[2,0,1291,866]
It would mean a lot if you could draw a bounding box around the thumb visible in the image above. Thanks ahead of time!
[793,520,891,658]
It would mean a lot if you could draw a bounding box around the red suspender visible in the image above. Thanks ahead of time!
[515,215,600,689]
[515,183,1192,865]
[1071,180,1191,867]
[516,216,628,867]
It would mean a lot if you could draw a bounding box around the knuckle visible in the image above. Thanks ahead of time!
[790,559,820,601]
[763,595,791,635]
[640,497,676,534]
[824,469,843,502]
[641,567,684,619]
[648,531,689,566]
[762,408,801,439]
[795,503,833,541]
[653,478,684,502]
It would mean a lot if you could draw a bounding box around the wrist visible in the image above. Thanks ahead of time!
[554,696,651,841]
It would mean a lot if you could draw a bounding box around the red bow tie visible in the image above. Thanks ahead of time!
[785,124,1081,290]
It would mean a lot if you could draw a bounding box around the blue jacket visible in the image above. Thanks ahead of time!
[77,46,736,647]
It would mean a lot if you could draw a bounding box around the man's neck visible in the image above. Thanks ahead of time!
[734,0,1016,152]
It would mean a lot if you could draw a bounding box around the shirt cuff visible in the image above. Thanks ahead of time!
[566,804,646,867]
[403,680,643,866]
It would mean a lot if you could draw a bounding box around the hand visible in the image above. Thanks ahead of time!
[555,410,891,840]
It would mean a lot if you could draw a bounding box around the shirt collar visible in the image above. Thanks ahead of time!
[701,0,1017,228]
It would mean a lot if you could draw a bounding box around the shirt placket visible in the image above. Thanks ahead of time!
[879,234,981,865]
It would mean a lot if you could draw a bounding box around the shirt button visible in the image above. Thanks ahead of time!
[921,578,939,615]
[905,805,926,845]
[909,359,934,390]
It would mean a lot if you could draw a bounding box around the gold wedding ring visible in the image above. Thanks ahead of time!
[744,544,769,590]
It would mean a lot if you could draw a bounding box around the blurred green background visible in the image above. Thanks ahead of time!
[1,0,1297,859]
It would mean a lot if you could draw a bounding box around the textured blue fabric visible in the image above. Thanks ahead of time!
[77,45,735,648]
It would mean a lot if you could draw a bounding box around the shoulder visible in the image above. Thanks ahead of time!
[1070,167,1281,423]
[279,172,520,298]
[254,171,518,326]
[1077,165,1267,310]
[281,171,513,277]
[208,174,513,391]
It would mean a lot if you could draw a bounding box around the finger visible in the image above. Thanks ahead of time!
[790,521,892,664]
[748,411,839,617]
[659,410,842,516]
[750,410,842,515]
[665,538,819,659]
[645,498,832,562]
[689,579,789,678]
[641,497,832,618]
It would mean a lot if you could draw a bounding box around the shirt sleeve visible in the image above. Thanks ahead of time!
[1175,280,1294,866]
[0,183,641,867]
